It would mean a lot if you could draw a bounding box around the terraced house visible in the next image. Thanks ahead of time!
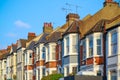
[1,0,120,80]
[6,44,17,80]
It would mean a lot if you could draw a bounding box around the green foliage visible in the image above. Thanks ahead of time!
[41,73,63,80]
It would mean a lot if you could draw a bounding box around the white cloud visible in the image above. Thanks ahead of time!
[14,20,31,28]
[7,33,17,37]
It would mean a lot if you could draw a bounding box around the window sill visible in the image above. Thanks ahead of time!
[63,53,78,57]
[108,54,117,58]
[87,56,93,59]
[82,58,86,61]
[93,55,103,57]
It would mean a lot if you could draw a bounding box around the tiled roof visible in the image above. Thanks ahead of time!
[80,3,120,38]
[47,32,62,43]
[63,20,81,36]
[85,19,107,36]
[19,39,28,48]
[37,33,49,43]
[26,41,35,50]
[0,49,9,59]
[12,44,17,53]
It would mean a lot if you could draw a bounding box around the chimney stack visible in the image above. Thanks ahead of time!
[105,0,113,2]
[66,13,80,22]
[28,32,36,41]
[43,22,53,34]
[104,0,118,7]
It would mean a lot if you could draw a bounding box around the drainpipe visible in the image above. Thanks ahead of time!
[76,21,81,72]
[103,21,107,80]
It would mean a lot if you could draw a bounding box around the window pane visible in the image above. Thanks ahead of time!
[96,37,101,55]
[97,46,101,55]
[111,71,117,80]
[89,37,93,57]
[52,46,56,60]
[72,35,78,53]
[111,32,117,55]
[42,53,45,59]
[66,37,69,54]
[97,39,101,45]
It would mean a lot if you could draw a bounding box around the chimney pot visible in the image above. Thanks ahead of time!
[66,13,80,22]
[43,22,53,33]
[106,0,113,2]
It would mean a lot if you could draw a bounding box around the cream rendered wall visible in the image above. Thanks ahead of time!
[13,53,17,78]
[17,47,26,80]
[2,59,7,80]
[107,27,120,80]
[45,67,57,76]
[118,27,120,80]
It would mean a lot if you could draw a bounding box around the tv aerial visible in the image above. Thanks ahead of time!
[66,3,81,14]
[62,7,72,15]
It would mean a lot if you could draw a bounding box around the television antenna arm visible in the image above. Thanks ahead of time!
[62,8,72,15]
[66,3,81,13]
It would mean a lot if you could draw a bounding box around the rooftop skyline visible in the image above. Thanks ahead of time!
[0,0,106,49]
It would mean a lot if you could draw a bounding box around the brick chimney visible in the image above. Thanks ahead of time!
[43,22,53,33]
[7,46,11,51]
[104,0,118,7]
[66,13,80,22]
[28,32,36,41]
[106,0,113,2]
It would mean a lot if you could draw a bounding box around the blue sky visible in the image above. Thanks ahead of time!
[0,0,106,49]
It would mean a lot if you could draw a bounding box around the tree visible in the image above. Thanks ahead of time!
[41,73,63,80]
